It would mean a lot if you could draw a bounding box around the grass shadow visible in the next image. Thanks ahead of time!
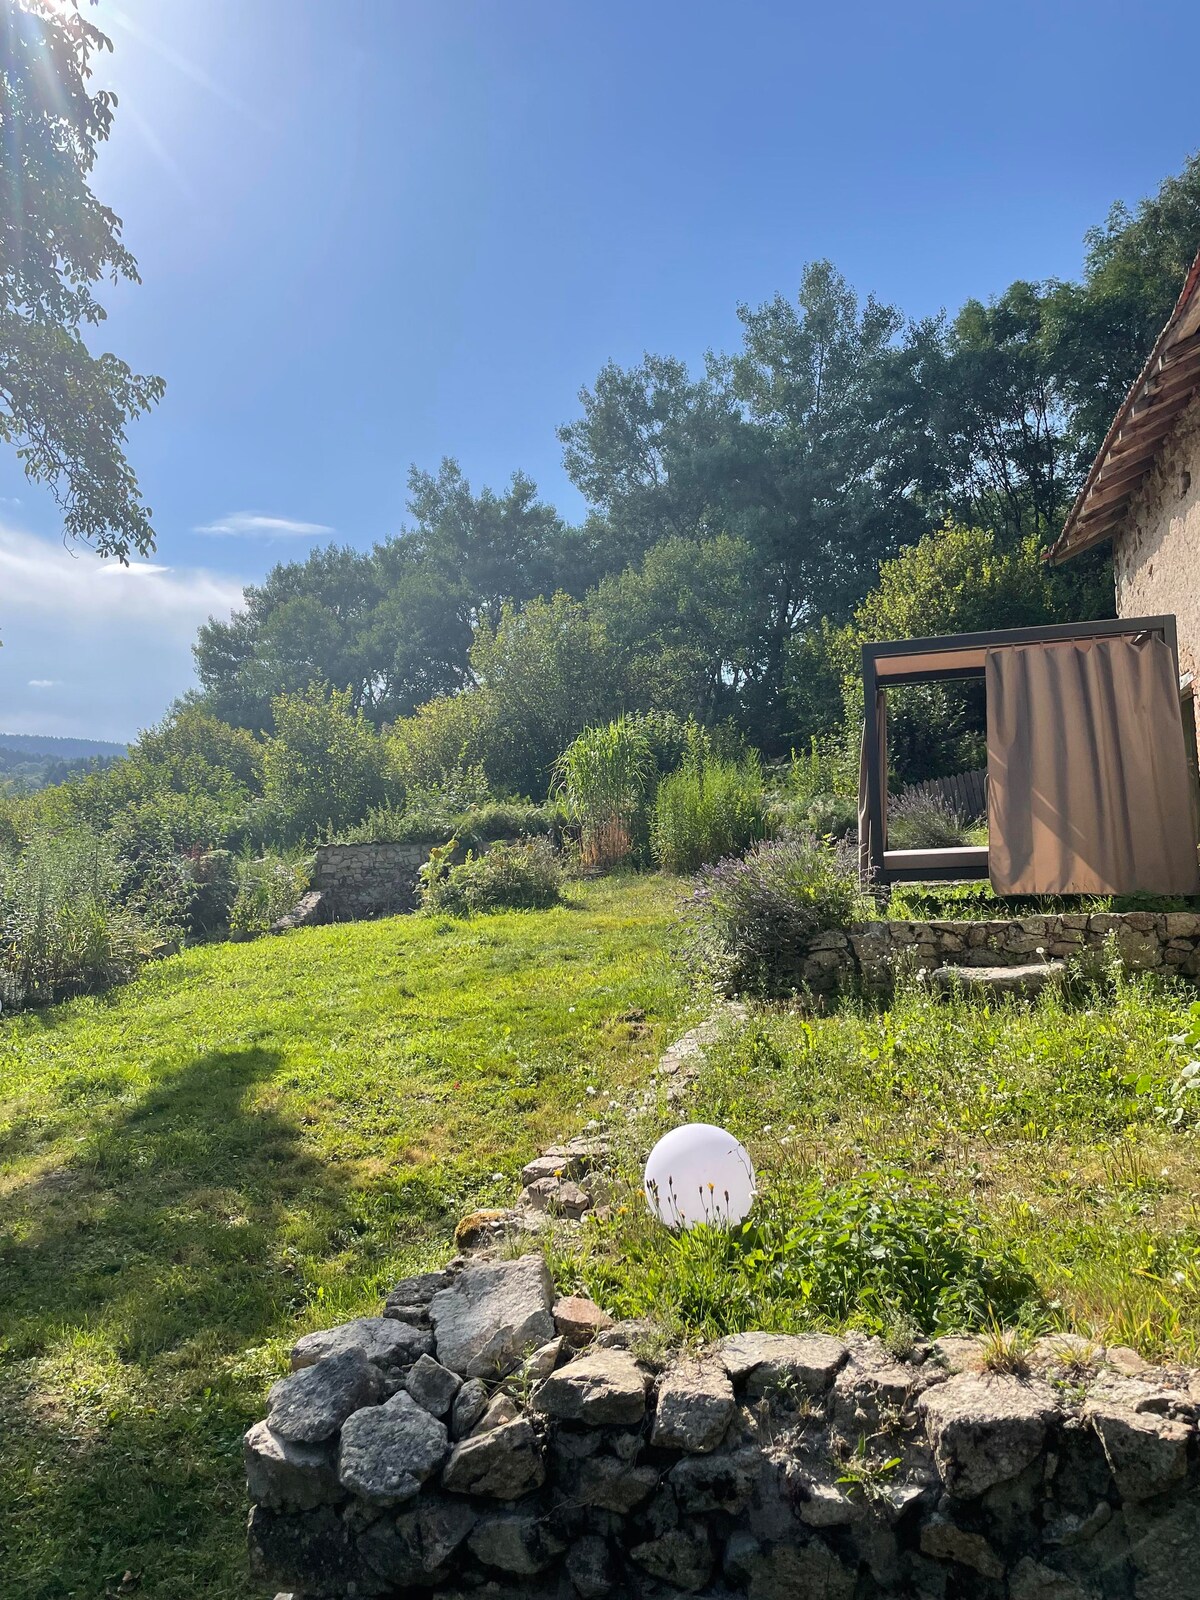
[0,1044,360,1599]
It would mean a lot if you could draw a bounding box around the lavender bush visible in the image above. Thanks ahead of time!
[685,831,868,995]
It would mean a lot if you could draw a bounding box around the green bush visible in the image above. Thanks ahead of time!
[0,827,145,1007]
[418,837,562,917]
[686,831,868,995]
[651,758,766,873]
[766,791,858,843]
[582,1170,1038,1338]
[229,851,312,934]
[263,685,393,843]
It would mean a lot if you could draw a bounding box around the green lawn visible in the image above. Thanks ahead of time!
[0,876,688,1600]
[8,872,1200,1599]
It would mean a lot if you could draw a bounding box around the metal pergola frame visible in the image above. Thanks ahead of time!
[861,614,1182,888]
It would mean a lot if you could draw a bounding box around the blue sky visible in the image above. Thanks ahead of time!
[3,0,1200,740]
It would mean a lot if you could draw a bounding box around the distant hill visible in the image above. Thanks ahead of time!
[0,734,128,760]
[0,735,127,793]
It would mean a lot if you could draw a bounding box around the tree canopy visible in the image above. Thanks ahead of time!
[188,155,1200,782]
[0,0,162,560]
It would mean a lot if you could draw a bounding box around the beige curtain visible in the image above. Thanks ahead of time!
[986,635,1200,896]
[858,690,887,881]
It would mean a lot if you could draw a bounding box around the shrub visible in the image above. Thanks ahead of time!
[263,686,393,843]
[686,831,868,995]
[766,791,858,843]
[887,789,972,849]
[652,758,766,873]
[419,837,562,916]
[0,827,145,1007]
[229,851,312,934]
[554,718,655,870]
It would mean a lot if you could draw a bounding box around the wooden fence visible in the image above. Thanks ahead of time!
[897,766,988,821]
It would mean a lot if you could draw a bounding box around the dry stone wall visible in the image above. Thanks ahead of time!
[247,1255,1200,1600]
[784,911,1200,997]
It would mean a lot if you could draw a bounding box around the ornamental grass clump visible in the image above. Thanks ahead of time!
[553,717,655,870]
[651,757,766,873]
[0,826,144,1007]
[686,831,868,995]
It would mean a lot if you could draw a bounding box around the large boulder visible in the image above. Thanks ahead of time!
[919,1373,1059,1498]
[336,1390,449,1504]
[267,1348,383,1444]
[532,1348,650,1425]
[429,1253,555,1378]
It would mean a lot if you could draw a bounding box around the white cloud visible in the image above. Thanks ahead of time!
[0,523,246,742]
[194,511,333,538]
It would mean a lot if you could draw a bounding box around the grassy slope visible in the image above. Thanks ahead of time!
[0,876,688,1600]
[565,976,1200,1360]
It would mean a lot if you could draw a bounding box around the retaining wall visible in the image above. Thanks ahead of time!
[787,911,1200,996]
[309,843,432,920]
[247,1255,1200,1600]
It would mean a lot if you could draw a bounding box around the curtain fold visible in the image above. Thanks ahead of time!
[858,690,887,882]
[986,635,1200,896]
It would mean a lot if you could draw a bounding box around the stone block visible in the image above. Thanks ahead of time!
[918,1374,1059,1498]
[441,1418,546,1499]
[430,1252,555,1378]
[533,1349,649,1425]
[267,1348,383,1444]
[652,1360,736,1453]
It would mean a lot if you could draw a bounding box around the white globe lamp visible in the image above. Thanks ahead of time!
[644,1123,756,1230]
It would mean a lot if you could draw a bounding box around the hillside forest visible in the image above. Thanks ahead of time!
[4,156,1200,1002]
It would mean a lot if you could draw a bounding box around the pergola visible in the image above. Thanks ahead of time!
[859,614,1188,890]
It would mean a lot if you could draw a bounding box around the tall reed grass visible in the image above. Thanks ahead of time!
[0,826,144,1006]
[553,718,655,869]
[651,757,766,873]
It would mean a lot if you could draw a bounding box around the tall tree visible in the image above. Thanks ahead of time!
[1,0,162,559]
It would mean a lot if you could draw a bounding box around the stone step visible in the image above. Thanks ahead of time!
[930,960,1066,997]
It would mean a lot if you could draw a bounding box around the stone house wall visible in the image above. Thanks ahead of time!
[1113,391,1200,685]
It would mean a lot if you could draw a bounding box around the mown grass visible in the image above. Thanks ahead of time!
[8,873,1200,1599]
[558,968,1200,1360]
[0,875,688,1600]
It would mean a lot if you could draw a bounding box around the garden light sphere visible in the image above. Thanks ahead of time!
[644,1123,756,1230]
